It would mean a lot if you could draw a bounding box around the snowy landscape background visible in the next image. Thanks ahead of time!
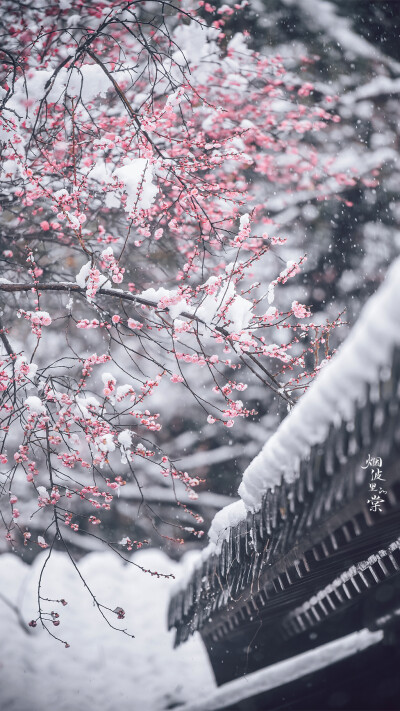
[1,1,400,709]
[0,549,215,710]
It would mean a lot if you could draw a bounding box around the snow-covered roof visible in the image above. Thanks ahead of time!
[283,537,400,639]
[207,256,400,552]
[169,256,400,627]
[177,627,382,711]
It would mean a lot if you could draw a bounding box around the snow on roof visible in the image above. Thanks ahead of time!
[174,256,400,586]
[285,537,400,622]
[237,256,400,512]
[177,627,383,711]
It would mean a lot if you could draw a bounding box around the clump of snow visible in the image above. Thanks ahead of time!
[88,159,113,183]
[225,292,253,334]
[118,429,133,463]
[116,384,135,401]
[95,433,115,454]
[113,159,157,213]
[53,188,69,201]
[172,23,220,76]
[75,261,110,299]
[6,64,130,125]
[75,261,91,288]
[239,213,250,230]
[197,282,253,334]
[75,396,100,420]
[140,286,187,320]
[169,501,246,596]
[15,356,38,380]
[37,486,48,499]
[24,396,46,415]
[208,500,246,547]
[118,430,132,448]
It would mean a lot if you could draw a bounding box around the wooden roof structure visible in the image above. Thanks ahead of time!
[167,262,400,707]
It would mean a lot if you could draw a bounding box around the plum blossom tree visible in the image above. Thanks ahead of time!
[0,0,358,642]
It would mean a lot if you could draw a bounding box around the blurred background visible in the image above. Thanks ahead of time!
[2,0,400,563]
[1,2,400,710]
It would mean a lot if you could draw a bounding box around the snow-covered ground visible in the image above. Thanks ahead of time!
[0,549,215,711]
